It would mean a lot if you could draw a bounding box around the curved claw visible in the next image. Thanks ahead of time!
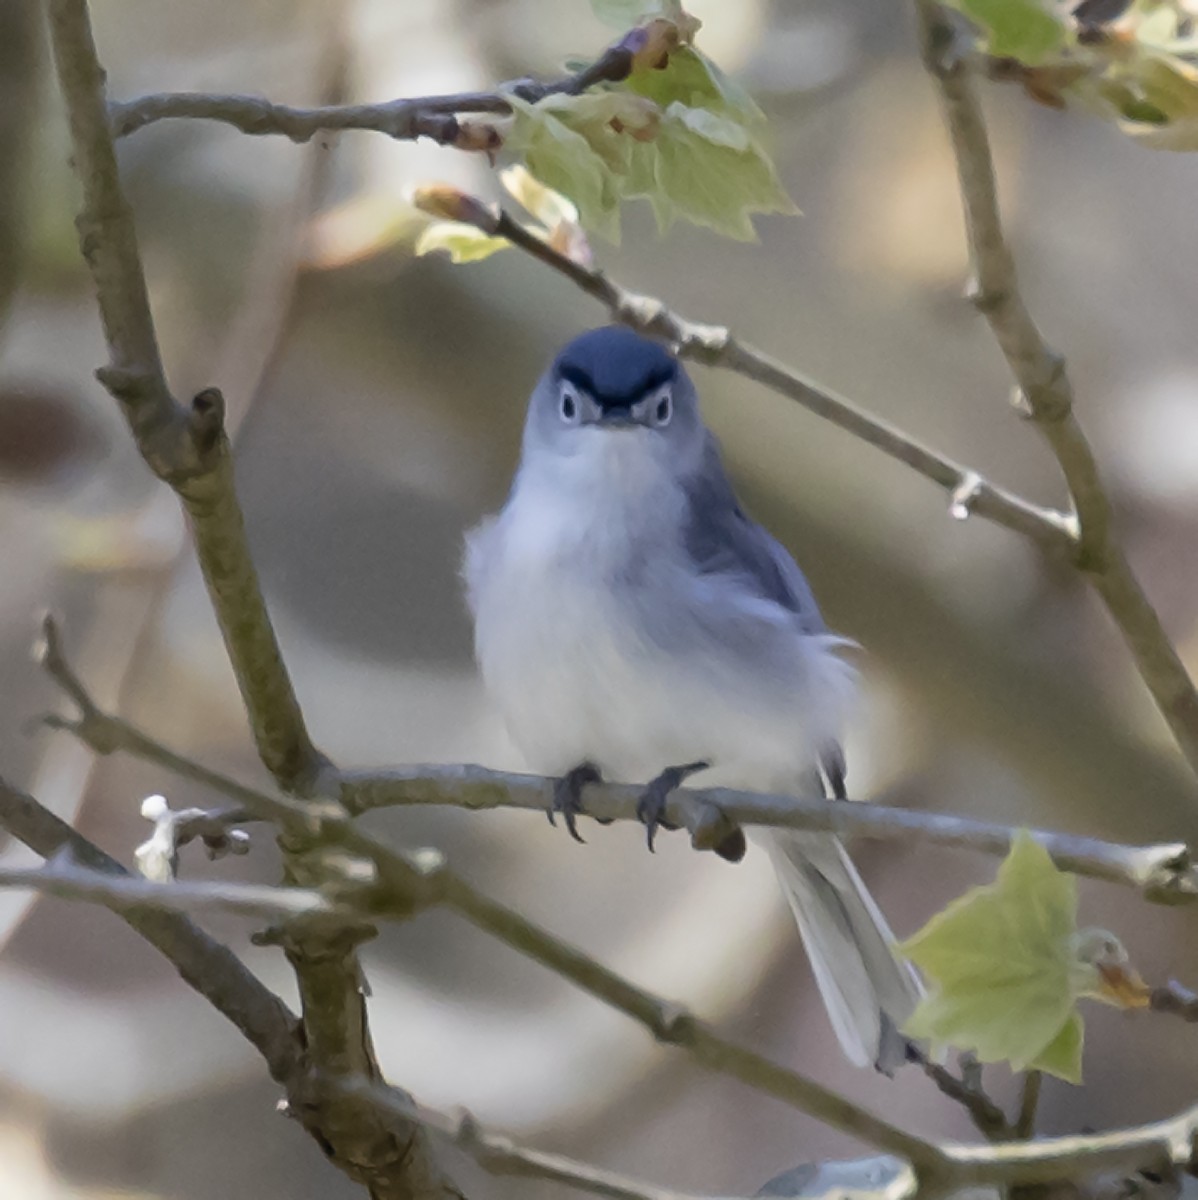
[549,763,602,844]
[636,760,709,853]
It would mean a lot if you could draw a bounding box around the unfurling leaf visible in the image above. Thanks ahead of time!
[499,164,579,228]
[414,224,510,264]
[899,830,1143,1083]
[506,95,622,240]
[499,166,593,266]
[626,45,764,124]
[505,81,794,242]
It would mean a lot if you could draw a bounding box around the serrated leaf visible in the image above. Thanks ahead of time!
[650,103,796,239]
[900,831,1083,1079]
[948,0,1066,64]
[414,223,510,263]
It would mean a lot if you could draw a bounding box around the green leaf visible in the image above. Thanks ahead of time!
[414,223,510,263]
[506,95,623,241]
[899,830,1083,1079]
[626,46,764,124]
[1030,1013,1083,1083]
[647,102,796,239]
[949,0,1066,65]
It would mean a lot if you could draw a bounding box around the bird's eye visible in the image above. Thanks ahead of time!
[559,382,580,423]
[651,386,672,427]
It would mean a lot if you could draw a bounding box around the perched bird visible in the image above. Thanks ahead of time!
[464,326,920,1069]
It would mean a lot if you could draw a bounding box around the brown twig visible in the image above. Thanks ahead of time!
[907,1046,1015,1141]
[912,0,1198,783]
[426,196,1076,557]
[1150,981,1198,1022]
[42,4,462,1197]
[108,20,675,149]
[1016,1071,1043,1141]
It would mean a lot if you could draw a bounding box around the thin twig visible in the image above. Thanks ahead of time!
[428,198,1075,556]
[37,626,1198,903]
[37,633,1198,903]
[907,1046,1014,1141]
[338,1080,852,1200]
[108,21,672,147]
[1150,982,1198,1022]
[0,861,334,920]
[338,764,1198,903]
[1016,1072,1043,1141]
[912,0,1198,782]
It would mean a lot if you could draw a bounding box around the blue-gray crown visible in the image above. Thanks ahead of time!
[553,326,677,410]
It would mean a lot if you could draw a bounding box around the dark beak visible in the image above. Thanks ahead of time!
[596,406,636,428]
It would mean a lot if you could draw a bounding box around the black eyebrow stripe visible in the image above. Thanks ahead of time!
[557,362,676,406]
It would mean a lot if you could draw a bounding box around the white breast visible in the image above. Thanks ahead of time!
[464,431,854,788]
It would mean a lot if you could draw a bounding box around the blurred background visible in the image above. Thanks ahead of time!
[3,0,1198,1196]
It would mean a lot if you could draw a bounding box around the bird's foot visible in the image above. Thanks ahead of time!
[549,762,602,843]
[636,761,709,853]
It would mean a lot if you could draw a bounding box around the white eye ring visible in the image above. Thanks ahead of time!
[559,381,582,424]
[650,384,673,427]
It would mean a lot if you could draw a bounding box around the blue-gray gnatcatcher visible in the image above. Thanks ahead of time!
[464,326,920,1069]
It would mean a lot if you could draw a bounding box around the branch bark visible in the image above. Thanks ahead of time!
[37,628,1198,903]
[42,4,462,1197]
[37,628,1198,905]
[107,20,678,147]
[415,193,1075,556]
[0,773,302,1081]
[912,0,1198,783]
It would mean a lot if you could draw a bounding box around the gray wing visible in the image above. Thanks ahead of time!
[682,435,847,796]
[682,434,828,634]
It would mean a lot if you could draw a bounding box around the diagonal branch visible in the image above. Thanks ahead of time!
[912,0,1198,782]
[0,774,302,1081]
[414,190,1075,558]
[43,4,462,1197]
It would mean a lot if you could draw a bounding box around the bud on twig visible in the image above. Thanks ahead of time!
[410,185,501,234]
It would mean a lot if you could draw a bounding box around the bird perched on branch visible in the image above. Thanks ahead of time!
[464,325,919,1070]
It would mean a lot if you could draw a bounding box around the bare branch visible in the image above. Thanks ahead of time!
[1016,1072,1043,1141]
[0,773,302,1081]
[906,1046,1014,1141]
[43,4,465,1195]
[45,1,323,794]
[339,1079,917,1200]
[421,195,1075,556]
[338,764,1198,903]
[0,860,334,920]
[108,20,676,147]
[912,0,1198,781]
[38,634,1198,904]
